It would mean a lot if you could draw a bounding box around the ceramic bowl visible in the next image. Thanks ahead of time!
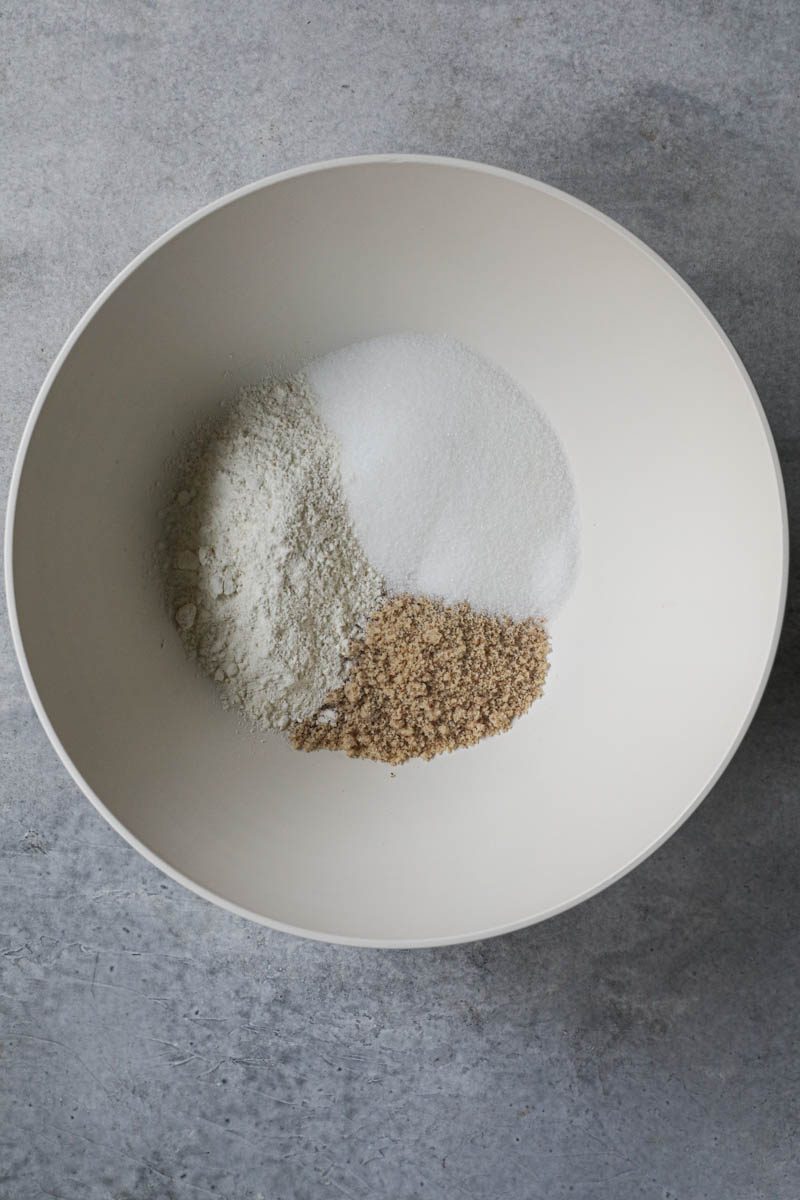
[6,156,787,946]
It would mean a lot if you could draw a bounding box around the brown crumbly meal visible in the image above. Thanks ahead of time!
[290,594,550,765]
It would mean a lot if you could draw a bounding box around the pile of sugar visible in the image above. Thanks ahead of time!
[292,594,551,765]
[160,377,383,730]
[306,334,579,621]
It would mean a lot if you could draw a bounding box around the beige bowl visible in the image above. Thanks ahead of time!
[6,156,787,946]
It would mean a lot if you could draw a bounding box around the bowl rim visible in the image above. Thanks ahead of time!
[5,153,789,948]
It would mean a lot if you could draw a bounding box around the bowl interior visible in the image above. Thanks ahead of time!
[9,160,785,944]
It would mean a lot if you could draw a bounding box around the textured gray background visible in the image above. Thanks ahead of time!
[2,2,799,1197]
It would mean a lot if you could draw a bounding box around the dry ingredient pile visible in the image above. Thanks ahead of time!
[160,378,383,729]
[291,594,551,765]
[307,334,579,620]
[159,335,579,764]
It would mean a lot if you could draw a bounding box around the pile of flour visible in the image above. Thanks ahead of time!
[160,377,383,730]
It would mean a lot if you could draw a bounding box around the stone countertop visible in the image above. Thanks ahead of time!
[2,3,798,1197]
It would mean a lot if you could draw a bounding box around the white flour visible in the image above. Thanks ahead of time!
[160,377,383,730]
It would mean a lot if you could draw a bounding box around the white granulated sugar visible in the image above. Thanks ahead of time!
[305,334,580,621]
[161,378,383,730]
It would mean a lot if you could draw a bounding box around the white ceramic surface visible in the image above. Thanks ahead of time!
[5,156,787,947]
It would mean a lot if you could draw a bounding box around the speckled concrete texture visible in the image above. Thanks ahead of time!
[1,2,799,1197]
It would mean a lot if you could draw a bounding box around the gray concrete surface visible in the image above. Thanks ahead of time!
[2,1,799,1197]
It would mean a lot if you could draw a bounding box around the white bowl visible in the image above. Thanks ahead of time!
[6,156,787,947]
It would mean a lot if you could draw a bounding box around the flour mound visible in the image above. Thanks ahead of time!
[161,378,384,730]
